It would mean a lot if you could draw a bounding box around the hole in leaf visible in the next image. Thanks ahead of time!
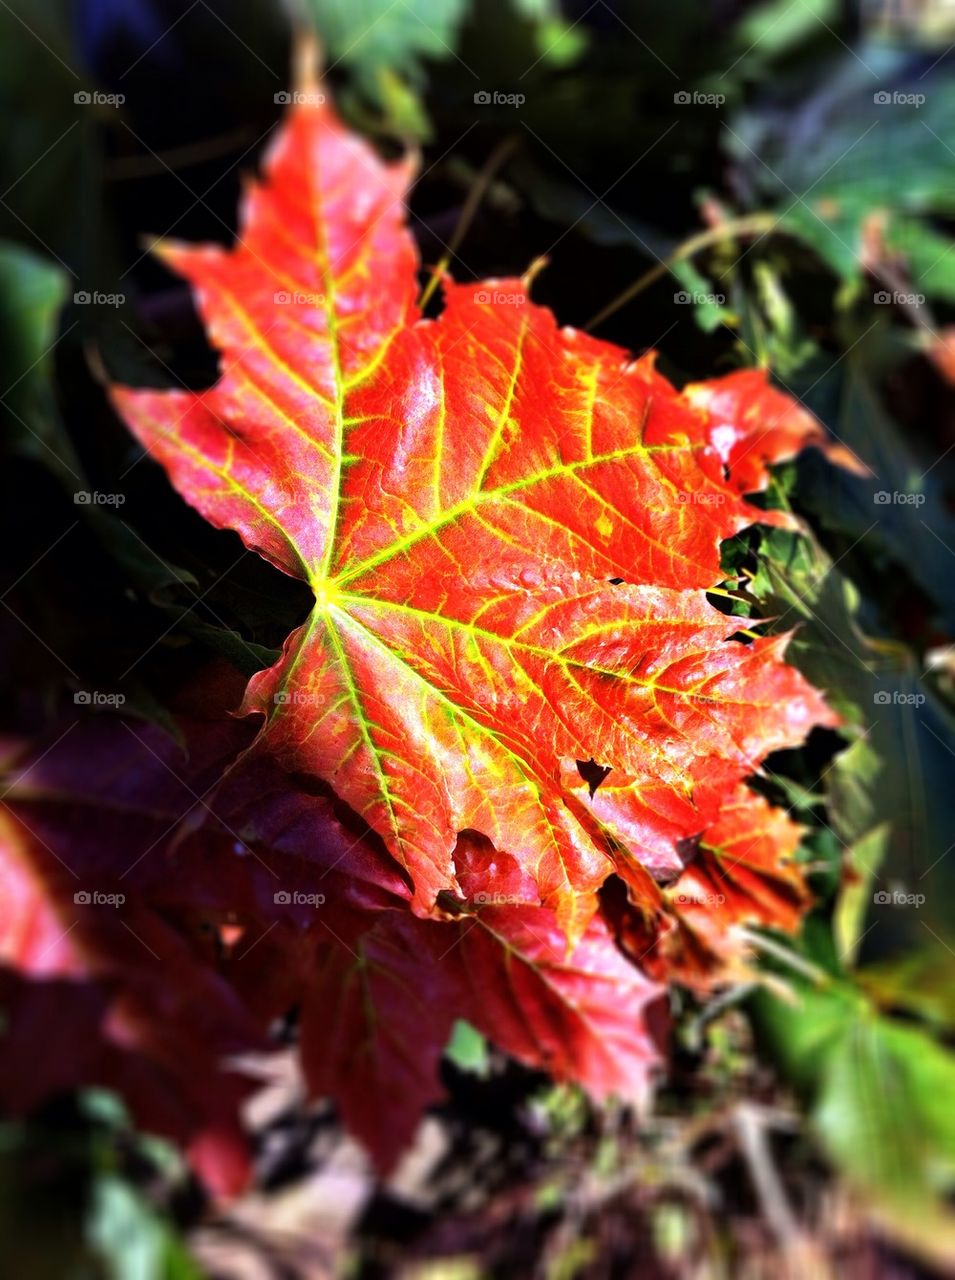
[576,758,611,797]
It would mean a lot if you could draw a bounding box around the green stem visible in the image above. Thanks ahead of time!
[586,212,781,331]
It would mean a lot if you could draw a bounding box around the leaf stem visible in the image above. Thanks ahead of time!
[585,212,781,332]
[738,927,832,987]
[419,134,521,310]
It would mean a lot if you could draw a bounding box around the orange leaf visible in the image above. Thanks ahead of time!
[112,85,843,941]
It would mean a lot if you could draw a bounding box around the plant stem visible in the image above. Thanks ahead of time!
[586,212,781,331]
[419,135,521,310]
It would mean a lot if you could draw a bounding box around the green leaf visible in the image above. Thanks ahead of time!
[733,0,841,67]
[671,259,734,333]
[754,981,955,1268]
[89,1175,202,1280]
[859,947,955,1034]
[730,46,955,298]
[300,0,468,79]
[294,0,469,135]
[792,336,955,632]
[446,1019,491,1077]
[0,240,79,488]
[745,520,955,960]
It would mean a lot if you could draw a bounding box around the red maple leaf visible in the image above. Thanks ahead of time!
[0,706,663,1175]
[111,78,848,943]
[604,781,810,989]
[0,723,260,1197]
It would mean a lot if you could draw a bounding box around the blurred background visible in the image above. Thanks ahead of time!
[2,0,955,1275]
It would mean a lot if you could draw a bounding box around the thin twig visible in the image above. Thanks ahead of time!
[733,1102,832,1280]
[105,127,261,180]
[585,212,781,331]
[419,134,521,309]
